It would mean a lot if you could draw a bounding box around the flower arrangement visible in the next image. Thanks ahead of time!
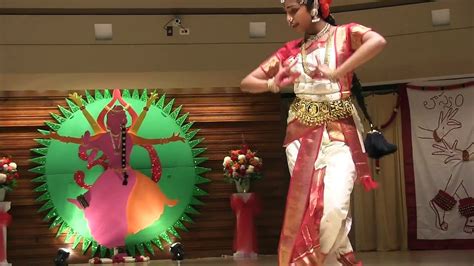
[0,156,19,191]
[223,145,263,193]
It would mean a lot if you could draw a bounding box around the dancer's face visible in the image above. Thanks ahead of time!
[283,0,312,34]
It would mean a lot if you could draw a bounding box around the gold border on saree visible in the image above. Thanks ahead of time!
[290,97,353,126]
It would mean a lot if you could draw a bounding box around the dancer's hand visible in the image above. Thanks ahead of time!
[311,57,339,82]
[274,60,300,88]
[264,57,280,78]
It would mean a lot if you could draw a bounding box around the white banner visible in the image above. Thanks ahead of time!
[408,83,474,240]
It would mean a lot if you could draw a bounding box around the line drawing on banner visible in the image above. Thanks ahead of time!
[415,90,473,235]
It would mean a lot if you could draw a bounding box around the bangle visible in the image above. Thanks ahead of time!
[105,106,111,111]
[143,106,149,111]
[328,71,339,82]
[267,78,280,93]
[124,104,130,110]
[80,106,86,110]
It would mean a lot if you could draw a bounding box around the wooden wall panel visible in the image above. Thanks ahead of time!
[0,88,289,265]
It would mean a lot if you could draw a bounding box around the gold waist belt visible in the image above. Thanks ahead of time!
[290,97,353,126]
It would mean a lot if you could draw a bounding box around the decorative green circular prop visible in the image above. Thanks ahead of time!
[30,89,210,257]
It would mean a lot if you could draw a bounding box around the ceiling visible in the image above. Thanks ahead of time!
[0,0,431,15]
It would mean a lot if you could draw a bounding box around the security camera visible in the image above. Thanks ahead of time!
[173,18,182,27]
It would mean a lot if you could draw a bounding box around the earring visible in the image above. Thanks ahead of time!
[311,8,320,23]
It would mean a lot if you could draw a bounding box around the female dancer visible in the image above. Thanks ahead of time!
[241,0,386,265]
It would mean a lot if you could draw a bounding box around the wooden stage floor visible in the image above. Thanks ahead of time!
[73,250,473,265]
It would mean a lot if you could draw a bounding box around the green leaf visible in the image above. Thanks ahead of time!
[56,222,68,237]
[34,183,49,192]
[36,192,51,202]
[167,227,180,239]
[72,235,82,249]
[136,243,145,255]
[144,241,155,255]
[49,216,62,229]
[126,245,136,256]
[85,90,95,104]
[90,241,99,256]
[151,238,163,250]
[163,99,175,114]
[186,129,200,140]
[38,200,54,212]
[94,89,104,100]
[100,245,108,258]
[180,214,194,224]
[132,89,140,100]
[193,157,207,165]
[58,105,73,118]
[190,197,205,206]
[82,238,92,254]
[185,205,200,215]
[193,186,208,196]
[188,138,204,148]
[140,88,148,101]
[175,113,189,126]
[173,220,188,232]
[103,89,112,98]
[169,105,182,119]
[160,232,172,244]
[44,208,58,221]
[65,99,80,113]
[45,121,61,132]
[31,147,48,155]
[155,94,166,109]
[65,229,75,243]
[181,122,194,134]
[30,156,47,165]
[122,89,131,98]
[30,165,46,174]
[51,113,66,124]
[31,175,47,183]
[194,167,211,175]
[195,175,211,184]
[192,148,206,157]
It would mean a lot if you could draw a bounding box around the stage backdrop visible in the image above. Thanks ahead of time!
[402,80,474,249]
[0,88,288,265]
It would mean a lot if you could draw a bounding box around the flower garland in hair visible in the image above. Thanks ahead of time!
[319,0,332,19]
[280,0,332,19]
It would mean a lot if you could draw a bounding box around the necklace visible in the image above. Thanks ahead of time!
[109,132,121,154]
[303,23,331,49]
[301,26,334,77]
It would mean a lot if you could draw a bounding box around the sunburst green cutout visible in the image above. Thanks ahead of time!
[30,89,210,256]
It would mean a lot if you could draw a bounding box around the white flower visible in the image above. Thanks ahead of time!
[253,157,260,163]
[2,164,7,171]
[223,156,232,166]
[8,162,17,170]
[246,165,255,174]
[238,154,246,162]
[0,173,6,183]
